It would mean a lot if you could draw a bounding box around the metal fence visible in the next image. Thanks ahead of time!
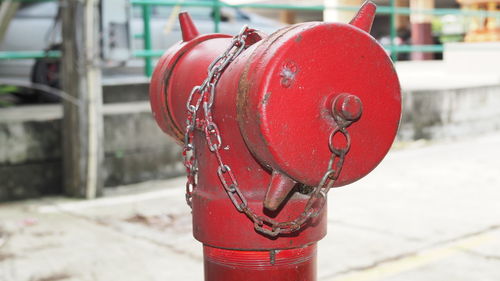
[1,0,500,77]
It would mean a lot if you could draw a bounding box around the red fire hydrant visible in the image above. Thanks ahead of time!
[150,1,401,280]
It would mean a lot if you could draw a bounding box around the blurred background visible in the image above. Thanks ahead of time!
[0,0,499,280]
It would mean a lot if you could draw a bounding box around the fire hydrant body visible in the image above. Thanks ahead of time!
[150,2,401,280]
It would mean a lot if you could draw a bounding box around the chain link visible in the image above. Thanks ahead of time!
[183,26,354,236]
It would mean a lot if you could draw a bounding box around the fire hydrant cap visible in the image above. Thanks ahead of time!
[237,22,402,187]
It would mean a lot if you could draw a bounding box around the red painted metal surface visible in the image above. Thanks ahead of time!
[149,2,401,280]
[204,244,316,281]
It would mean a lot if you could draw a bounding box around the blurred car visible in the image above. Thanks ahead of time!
[0,1,282,102]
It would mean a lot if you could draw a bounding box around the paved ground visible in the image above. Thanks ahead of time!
[1,133,499,281]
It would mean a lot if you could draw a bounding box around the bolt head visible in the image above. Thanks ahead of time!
[332,94,363,121]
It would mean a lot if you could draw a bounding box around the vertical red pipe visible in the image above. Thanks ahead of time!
[204,244,317,281]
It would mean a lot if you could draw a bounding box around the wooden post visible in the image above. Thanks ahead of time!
[0,0,20,43]
[279,10,296,24]
[61,0,104,198]
[395,0,410,31]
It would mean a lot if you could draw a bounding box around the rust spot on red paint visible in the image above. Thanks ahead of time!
[262,92,271,106]
[280,61,299,88]
[236,62,252,123]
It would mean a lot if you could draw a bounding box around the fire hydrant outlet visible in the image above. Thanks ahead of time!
[237,22,401,188]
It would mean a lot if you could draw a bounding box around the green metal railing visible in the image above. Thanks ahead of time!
[141,4,154,77]
[0,50,61,60]
[131,0,500,75]
[1,0,500,77]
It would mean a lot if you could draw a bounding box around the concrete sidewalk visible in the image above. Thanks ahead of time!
[1,133,500,281]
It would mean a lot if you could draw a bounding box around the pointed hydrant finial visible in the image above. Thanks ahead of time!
[349,1,377,33]
[264,171,297,211]
[179,12,200,42]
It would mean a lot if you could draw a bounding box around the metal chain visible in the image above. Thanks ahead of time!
[183,26,353,237]
[182,25,250,207]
